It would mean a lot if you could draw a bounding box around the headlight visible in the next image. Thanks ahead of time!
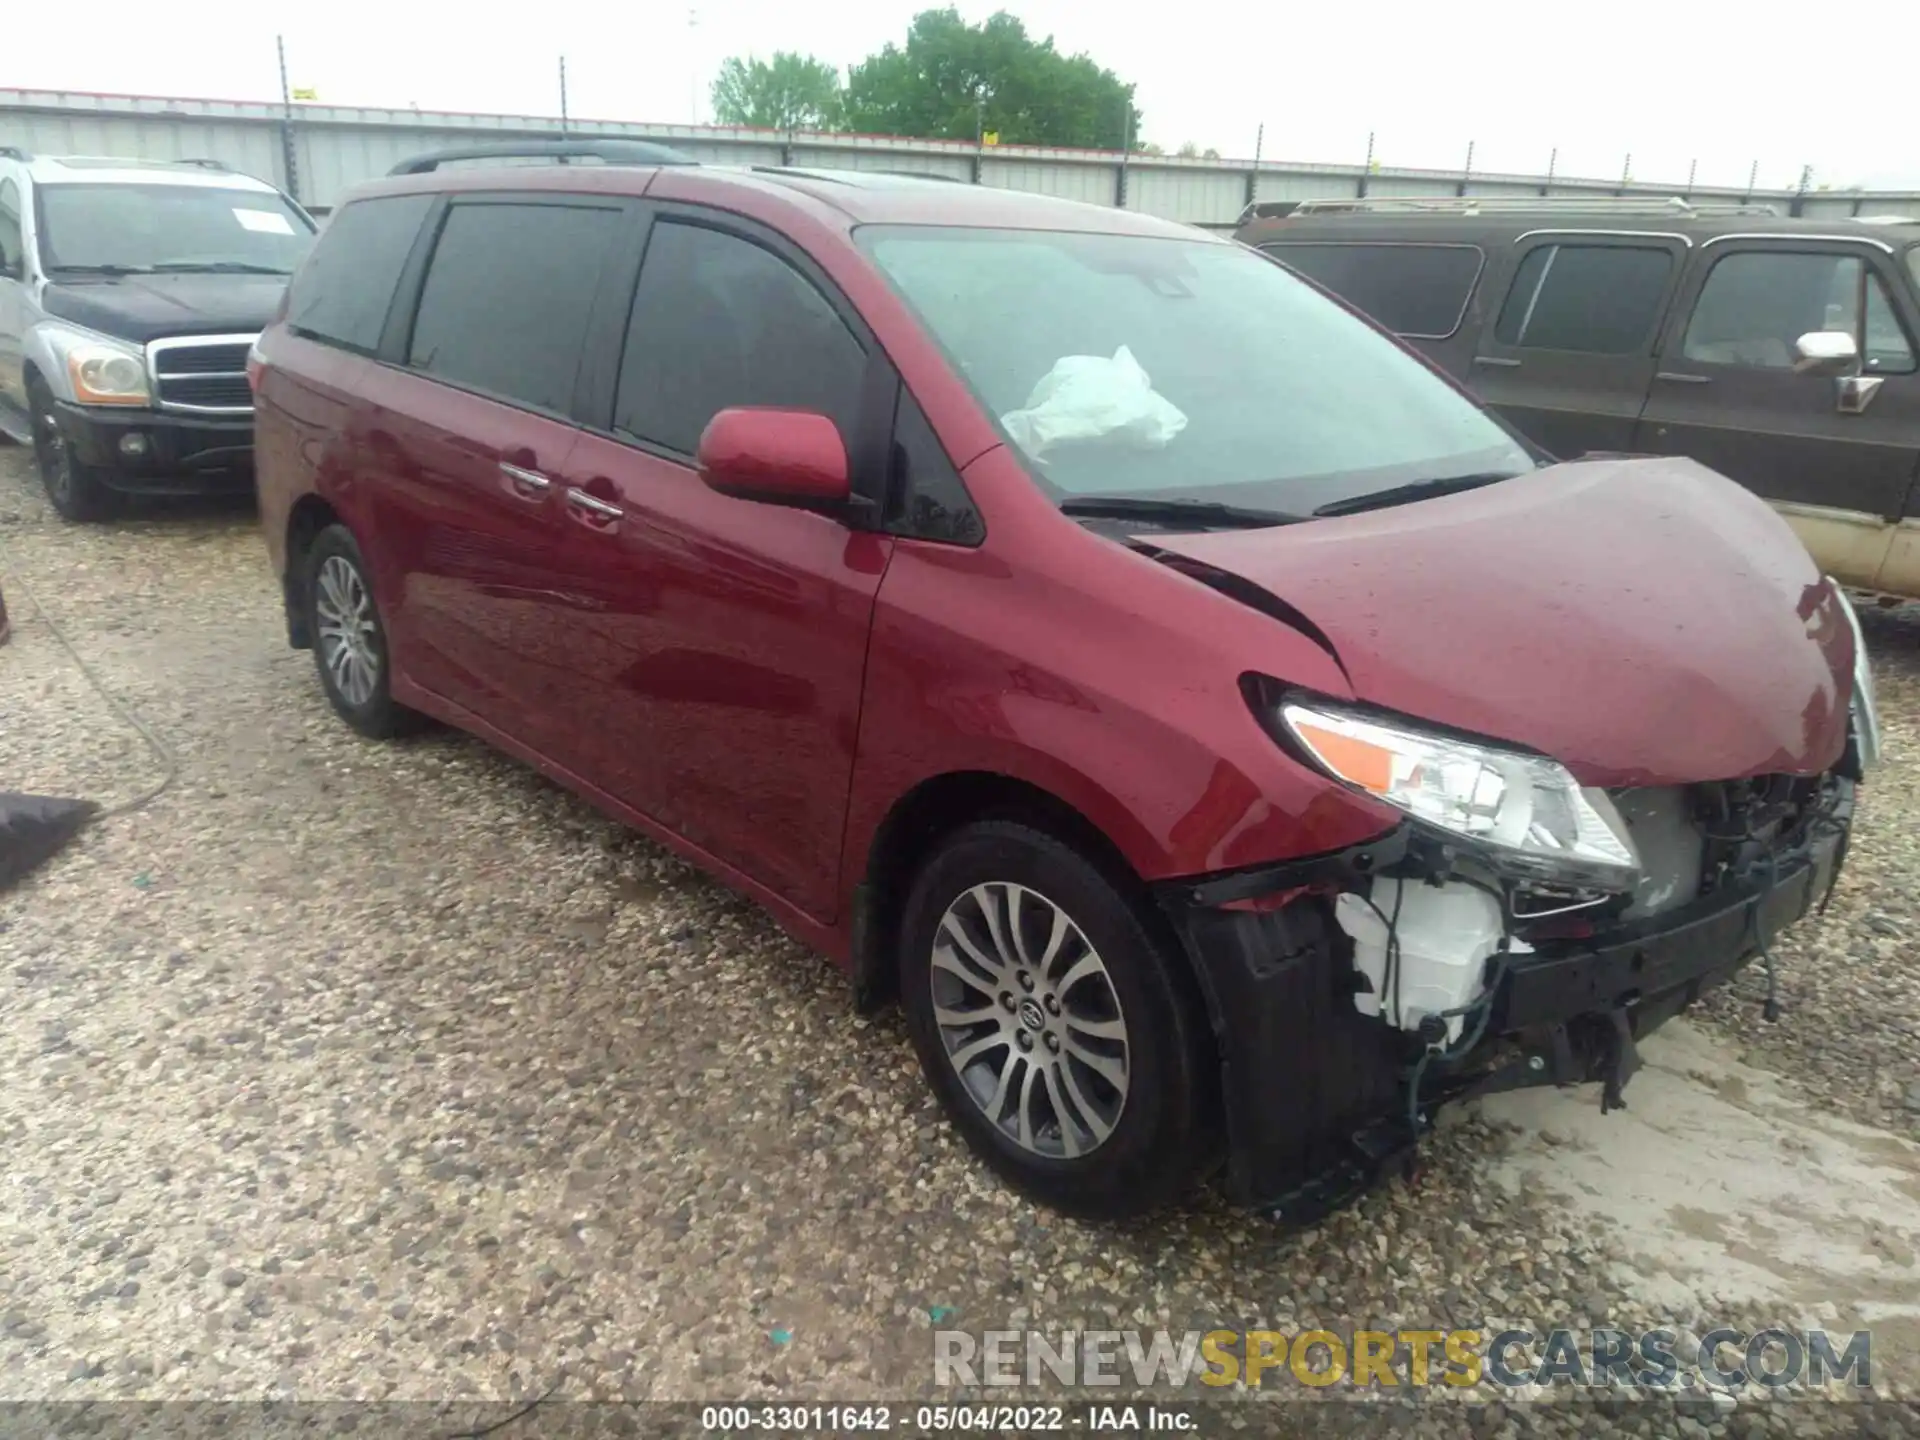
[1279,699,1641,889]
[1832,584,1881,773]
[46,329,150,407]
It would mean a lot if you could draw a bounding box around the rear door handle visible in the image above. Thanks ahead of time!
[499,461,552,498]
[1473,355,1522,368]
[565,487,624,523]
[1653,372,1711,385]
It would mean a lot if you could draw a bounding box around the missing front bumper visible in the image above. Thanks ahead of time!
[1157,784,1852,1223]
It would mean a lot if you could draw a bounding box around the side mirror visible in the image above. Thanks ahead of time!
[1795,330,1859,373]
[696,407,852,510]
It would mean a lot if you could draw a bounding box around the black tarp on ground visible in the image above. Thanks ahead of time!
[0,793,98,893]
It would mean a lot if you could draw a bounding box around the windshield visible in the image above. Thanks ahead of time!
[857,225,1534,513]
[37,184,314,274]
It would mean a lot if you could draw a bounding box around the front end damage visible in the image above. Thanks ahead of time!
[1155,768,1854,1225]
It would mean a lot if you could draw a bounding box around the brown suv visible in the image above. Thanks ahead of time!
[1236,197,1920,601]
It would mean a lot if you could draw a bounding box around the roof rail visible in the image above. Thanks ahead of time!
[174,157,230,171]
[1277,195,1781,219]
[389,139,697,175]
[0,145,29,162]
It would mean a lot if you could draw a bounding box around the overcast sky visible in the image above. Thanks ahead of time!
[11,1,1918,192]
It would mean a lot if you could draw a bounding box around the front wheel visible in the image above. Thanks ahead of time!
[899,821,1217,1218]
[29,380,113,522]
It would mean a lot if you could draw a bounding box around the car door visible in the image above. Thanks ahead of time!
[1635,237,1920,589]
[552,209,894,919]
[0,178,27,423]
[354,192,632,748]
[1465,231,1687,459]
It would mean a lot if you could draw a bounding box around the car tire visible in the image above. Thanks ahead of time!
[899,820,1217,1219]
[303,523,423,740]
[28,378,114,523]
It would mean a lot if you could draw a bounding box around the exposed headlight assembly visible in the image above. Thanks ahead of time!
[1278,699,1641,890]
[1832,584,1881,773]
[44,326,151,407]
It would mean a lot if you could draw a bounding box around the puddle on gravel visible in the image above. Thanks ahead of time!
[1480,1019,1920,1335]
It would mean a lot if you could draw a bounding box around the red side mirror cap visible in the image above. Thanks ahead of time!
[696,408,851,508]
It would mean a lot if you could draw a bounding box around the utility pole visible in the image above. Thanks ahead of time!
[1792,163,1813,217]
[1456,139,1474,197]
[1116,100,1133,209]
[1744,159,1758,204]
[1541,146,1556,197]
[1246,122,1263,211]
[558,56,570,137]
[1358,130,1373,198]
[1684,157,1696,199]
[275,35,301,203]
[1617,152,1632,195]
[688,9,700,124]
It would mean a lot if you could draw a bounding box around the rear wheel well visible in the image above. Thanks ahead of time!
[853,772,1163,1012]
[283,495,343,648]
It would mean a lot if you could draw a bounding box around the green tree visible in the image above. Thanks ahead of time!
[709,52,844,131]
[842,9,1139,150]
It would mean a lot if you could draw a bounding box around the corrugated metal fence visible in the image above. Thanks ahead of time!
[7,87,1920,225]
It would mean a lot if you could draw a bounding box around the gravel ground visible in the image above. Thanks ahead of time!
[1,441,1917,1438]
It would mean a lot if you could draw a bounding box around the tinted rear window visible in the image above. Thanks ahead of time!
[286,193,433,353]
[1263,242,1483,338]
[1494,243,1673,354]
[407,200,623,413]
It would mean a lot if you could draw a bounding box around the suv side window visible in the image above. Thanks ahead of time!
[1262,242,1483,339]
[1494,243,1673,354]
[614,220,865,456]
[0,179,23,278]
[285,193,434,353]
[1682,250,1916,374]
[408,200,624,413]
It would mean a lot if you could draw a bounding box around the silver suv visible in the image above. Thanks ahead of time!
[0,149,315,519]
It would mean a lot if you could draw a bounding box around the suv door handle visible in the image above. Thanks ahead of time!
[499,461,552,498]
[1472,355,1521,369]
[1653,372,1711,385]
[565,487,624,523]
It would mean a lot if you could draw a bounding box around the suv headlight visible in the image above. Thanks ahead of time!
[45,327,151,406]
[1279,699,1641,889]
[1832,584,1881,773]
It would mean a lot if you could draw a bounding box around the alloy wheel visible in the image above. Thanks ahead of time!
[929,881,1130,1159]
[314,554,381,708]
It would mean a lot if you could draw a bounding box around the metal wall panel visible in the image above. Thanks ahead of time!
[1126,165,1246,222]
[982,157,1113,204]
[7,90,1920,229]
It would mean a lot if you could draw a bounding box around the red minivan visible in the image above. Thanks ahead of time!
[253,141,1881,1221]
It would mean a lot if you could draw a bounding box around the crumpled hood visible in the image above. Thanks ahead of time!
[1150,457,1854,787]
[40,273,288,345]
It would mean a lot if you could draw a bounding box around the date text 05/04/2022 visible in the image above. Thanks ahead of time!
[699,1403,1198,1432]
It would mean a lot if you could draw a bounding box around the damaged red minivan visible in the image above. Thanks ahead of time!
[253,143,1883,1221]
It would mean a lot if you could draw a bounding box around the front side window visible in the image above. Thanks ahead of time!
[408,201,623,413]
[1494,243,1673,354]
[35,183,314,274]
[1683,249,1916,374]
[286,192,434,353]
[615,221,866,456]
[857,225,1532,513]
[1263,242,1483,339]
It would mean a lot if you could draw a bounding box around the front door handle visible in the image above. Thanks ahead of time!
[1472,355,1522,368]
[499,461,552,499]
[1653,372,1711,385]
[565,487,624,524]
